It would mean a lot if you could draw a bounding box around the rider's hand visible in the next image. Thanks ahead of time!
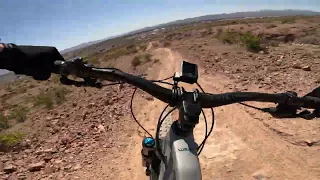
[0,43,65,80]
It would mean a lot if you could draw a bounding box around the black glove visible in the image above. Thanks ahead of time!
[0,43,65,80]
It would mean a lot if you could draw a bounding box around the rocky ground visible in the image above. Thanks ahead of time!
[1,16,320,180]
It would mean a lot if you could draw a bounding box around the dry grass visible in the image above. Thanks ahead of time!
[144,53,153,62]
[163,41,171,47]
[131,56,142,67]
[87,57,100,65]
[154,59,160,63]
[266,24,277,29]
[8,106,29,123]
[297,35,320,45]
[33,91,54,109]
[216,29,263,52]
[0,132,24,151]
[0,113,9,129]
[52,87,70,104]
[139,44,148,51]
[33,86,69,109]
[281,17,296,24]
[104,46,138,60]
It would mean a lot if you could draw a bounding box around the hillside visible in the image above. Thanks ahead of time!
[60,9,320,54]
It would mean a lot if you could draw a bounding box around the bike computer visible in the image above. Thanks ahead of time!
[173,61,198,84]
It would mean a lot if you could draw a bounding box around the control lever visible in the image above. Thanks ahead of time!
[59,76,102,88]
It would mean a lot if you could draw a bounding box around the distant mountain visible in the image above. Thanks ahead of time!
[60,34,122,54]
[0,71,17,85]
[61,9,320,54]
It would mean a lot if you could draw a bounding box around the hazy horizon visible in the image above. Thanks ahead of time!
[1,0,319,51]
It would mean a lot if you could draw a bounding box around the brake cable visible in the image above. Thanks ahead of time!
[130,76,174,138]
[156,105,177,167]
[196,82,215,155]
[238,102,270,112]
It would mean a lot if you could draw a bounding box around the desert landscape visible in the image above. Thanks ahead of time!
[0,14,320,180]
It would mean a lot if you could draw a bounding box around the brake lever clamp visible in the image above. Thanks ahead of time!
[59,75,102,88]
[60,57,92,78]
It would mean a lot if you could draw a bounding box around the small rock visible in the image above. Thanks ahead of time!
[44,165,55,174]
[145,96,154,101]
[97,124,106,133]
[63,164,72,171]
[292,63,302,69]
[43,154,53,162]
[17,173,27,180]
[305,140,314,147]
[280,55,284,59]
[259,51,264,54]
[54,159,63,164]
[78,141,84,147]
[36,148,57,155]
[3,164,17,174]
[87,102,95,108]
[28,161,45,172]
[252,169,269,180]
[60,135,72,145]
[302,66,311,71]
[73,164,82,171]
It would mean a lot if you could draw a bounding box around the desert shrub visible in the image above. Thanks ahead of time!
[51,74,61,83]
[163,41,171,47]
[152,42,159,48]
[8,106,29,123]
[33,87,69,108]
[240,32,263,52]
[106,47,138,60]
[139,44,147,51]
[297,35,320,45]
[281,17,296,24]
[215,27,223,37]
[52,87,70,104]
[144,53,153,62]
[0,132,24,150]
[33,91,54,109]
[230,20,237,24]
[132,56,141,67]
[268,40,280,47]
[126,45,135,49]
[88,57,100,65]
[200,31,207,37]
[218,30,240,44]
[266,24,277,29]
[0,113,9,129]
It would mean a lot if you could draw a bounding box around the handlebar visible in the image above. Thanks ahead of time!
[53,58,320,110]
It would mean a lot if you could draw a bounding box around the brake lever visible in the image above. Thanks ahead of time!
[59,75,102,88]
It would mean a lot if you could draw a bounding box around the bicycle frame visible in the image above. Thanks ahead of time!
[157,126,201,180]
[148,109,202,180]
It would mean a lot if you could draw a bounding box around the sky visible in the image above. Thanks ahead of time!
[0,0,319,52]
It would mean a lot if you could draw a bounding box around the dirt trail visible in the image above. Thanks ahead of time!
[116,47,320,180]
